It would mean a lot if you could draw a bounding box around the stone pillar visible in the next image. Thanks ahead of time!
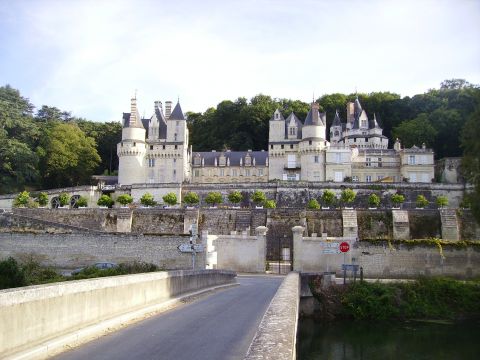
[255,226,268,272]
[292,225,304,271]
[342,210,358,239]
[116,208,132,233]
[440,209,459,241]
[392,210,410,240]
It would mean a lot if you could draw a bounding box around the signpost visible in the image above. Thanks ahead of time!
[339,241,350,284]
[177,223,203,270]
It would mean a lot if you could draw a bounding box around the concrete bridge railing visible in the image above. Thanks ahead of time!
[245,272,300,360]
[0,269,236,360]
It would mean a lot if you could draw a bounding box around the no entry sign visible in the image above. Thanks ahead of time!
[339,242,350,253]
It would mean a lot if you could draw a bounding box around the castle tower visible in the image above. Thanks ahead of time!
[330,110,343,143]
[117,97,147,185]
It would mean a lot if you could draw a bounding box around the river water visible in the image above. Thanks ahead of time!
[297,318,480,360]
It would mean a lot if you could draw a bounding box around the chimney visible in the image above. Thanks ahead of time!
[165,101,172,119]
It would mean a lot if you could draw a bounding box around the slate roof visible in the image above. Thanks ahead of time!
[169,101,185,120]
[192,151,268,166]
[284,112,303,138]
[154,106,168,139]
[332,110,342,127]
[122,112,146,130]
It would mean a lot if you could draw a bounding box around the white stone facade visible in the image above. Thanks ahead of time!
[117,97,435,186]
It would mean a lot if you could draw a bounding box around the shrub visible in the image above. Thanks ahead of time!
[0,257,26,289]
[340,188,356,205]
[97,194,114,208]
[140,193,156,207]
[416,195,429,208]
[368,193,380,207]
[307,199,320,210]
[21,258,64,285]
[162,192,178,206]
[205,192,223,207]
[13,191,30,207]
[58,193,70,207]
[391,193,405,206]
[264,200,276,209]
[321,190,336,206]
[436,195,449,208]
[227,191,243,204]
[251,190,266,205]
[116,194,133,206]
[183,192,200,206]
[37,192,49,207]
[76,196,88,207]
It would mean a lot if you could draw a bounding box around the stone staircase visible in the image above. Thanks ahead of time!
[440,209,459,240]
[235,211,251,232]
[342,210,358,238]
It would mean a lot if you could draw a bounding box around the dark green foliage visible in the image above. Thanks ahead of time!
[183,191,200,205]
[71,261,160,280]
[227,191,243,204]
[97,194,114,207]
[368,193,381,207]
[0,257,26,289]
[162,192,177,206]
[264,199,276,208]
[307,199,320,210]
[140,193,156,207]
[204,192,223,206]
[21,258,64,285]
[251,190,266,205]
[321,190,335,206]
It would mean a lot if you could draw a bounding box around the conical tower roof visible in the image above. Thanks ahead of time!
[332,110,342,126]
[169,101,185,120]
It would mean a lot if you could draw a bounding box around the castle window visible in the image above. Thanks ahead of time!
[175,145,178,149]
[335,153,341,164]
[378,158,382,167]
[275,113,279,119]
[314,155,319,163]
[270,144,273,149]
[194,170,200,177]
[366,175,372,182]
[173,169,176,176]
[174,133,177,141]
[148,158,155,167]
[162,145,165,150]
[366,157,371,167]
[150,145,153,150]
[352,176,359,182]
[289,127,296,136]
[133,142,136,146]
[245,169,250,176]
[245,155,251,166]
[290,144,293,149]
[173,158,176,164]
[232,169,237,176]
[258,168,263,176]
[334,131,339,137]
[281,145,284,149]
[309,140,312,145]
[220,169,225,176]
[361,120,367,127]
[409,155,416,165]
[176,121,179,126]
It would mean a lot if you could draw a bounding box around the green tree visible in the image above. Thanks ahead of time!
[37,192,49,207]
[227,191,243,204]
[140,193,156,207]
[37,123,101,188]
[183,192,200,206]
[205,192,223,207]
[321,190,335,207]
[416,195,429,208]
[58,193,70,207]
[97,194,114,208]
[0,257,26,289]
[13,191,30,207]
[436,196,449,208]
[116,194,133,206]
[264,200,276,208]
[392,114,437,148]
[162,192,177,206]
[307,199,320,210]
[368,193,381,208]
[251,190,266,205]
[76,196,88,207]
[391,193,405,207]
[340,188,356,206]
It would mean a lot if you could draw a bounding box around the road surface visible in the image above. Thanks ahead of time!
[54,275,283,360]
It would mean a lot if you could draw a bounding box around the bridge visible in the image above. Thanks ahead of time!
[0,271,300,360]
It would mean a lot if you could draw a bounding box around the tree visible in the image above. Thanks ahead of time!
[76,196,88,207]
[37,122,101,188]
[183,192,200,206]
[264,200,276,208]
[205,192,223,207]
[391,193,405,207]
[307,199,320,210]
[416,195,429,208]
[251,190,266,205]
[228,191,243,204]
[116,194,133,206]
[37,192,49,207]
[13,191,30,207]
[162,192,177,206]
[340,188,356,206]
[0,257,26,289]
[58,193,70,207]
[321,190,335,207]
[392,114,437,148]
[436,196,448,208]
[140,193,156,207]
[368,193,381,208]
[97,194,114,208]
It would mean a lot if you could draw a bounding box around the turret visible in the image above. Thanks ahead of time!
[330,110,343,143]
[302,102,326,140]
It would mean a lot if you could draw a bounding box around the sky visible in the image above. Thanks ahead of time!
[0,0,479,122]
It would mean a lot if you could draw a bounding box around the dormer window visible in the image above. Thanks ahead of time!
[289,127,296,136]
[219,154,226,166]
[334,131,339,137]
[361,120,367,128]
[275,113,279,119]
[193,155,201,166]
[245,155,251,166]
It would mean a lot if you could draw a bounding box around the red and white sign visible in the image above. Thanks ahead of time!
[339,242,350,253]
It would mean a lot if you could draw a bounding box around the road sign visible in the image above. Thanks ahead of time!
[339,242,350,253]
[322,248,340,254]
[178,244,204,253]
[342,264,359,271]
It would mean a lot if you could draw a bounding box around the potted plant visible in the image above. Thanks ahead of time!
[251,190,266,208]
[436,195,448,209]
[205,192,223,208]
[76,196,88,208]
[37,192,49,208]
[340,188,356,209]
[162,192,178,208]
[321,190,335,209]
[140,193,156,208]
[368,193,380,209]
[307,198,320,210]
[416,195,429,209]
[391,193,405,209]
[13,191,30,208]
[116,194,133,208]
[58,193,70,209]
[97,194,114,208]
[227,191,243,208]
[264,200,276,209]
[183,192,200,208]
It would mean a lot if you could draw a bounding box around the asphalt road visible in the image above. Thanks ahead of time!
[53,275,284,360]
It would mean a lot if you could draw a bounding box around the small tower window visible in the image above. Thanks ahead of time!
[175,145,178,149]
[309,140,312,145]
[281,145,284,149]
[290,144,293,149]
[270,144,273,149]
[150,145,153,150]
[133,142,136,146]
[174,133,177,141]
[162,145,166,150]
